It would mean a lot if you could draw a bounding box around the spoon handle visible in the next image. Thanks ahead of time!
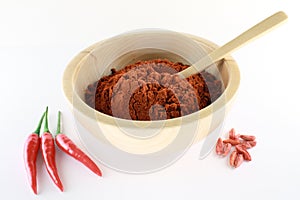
[179,11,288,78]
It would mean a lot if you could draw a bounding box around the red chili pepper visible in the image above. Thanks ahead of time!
[41,107,64,192]
[24,112,45,195]
[55,111,102,176]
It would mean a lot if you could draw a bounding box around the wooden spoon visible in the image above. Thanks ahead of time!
[178,11,288,78]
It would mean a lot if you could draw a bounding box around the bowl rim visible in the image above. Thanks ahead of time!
[62,30,240,127]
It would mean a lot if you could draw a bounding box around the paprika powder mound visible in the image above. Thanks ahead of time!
[85,59,222,121]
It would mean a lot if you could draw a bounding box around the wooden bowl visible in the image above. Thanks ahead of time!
[62,29,240,155]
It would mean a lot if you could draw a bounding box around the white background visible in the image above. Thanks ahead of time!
[0,0,299,199]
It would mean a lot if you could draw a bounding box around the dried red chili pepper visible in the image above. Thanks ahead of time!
[229,150,237,167]
[236,145,252,161]
[222,143,232,156]
[41,107,64,192]
[24,112,45,194]
[55,111,102,176]
[229,128,238,140]
[223,139,240,146]
[215,138,224,155]
[248,140,257,148]
[240,135,256,141]
[234,153,244,168]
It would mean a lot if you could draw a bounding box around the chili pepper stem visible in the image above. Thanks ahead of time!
[33,112,45,135]
[43,107,49,133]
[56,111,61,135]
